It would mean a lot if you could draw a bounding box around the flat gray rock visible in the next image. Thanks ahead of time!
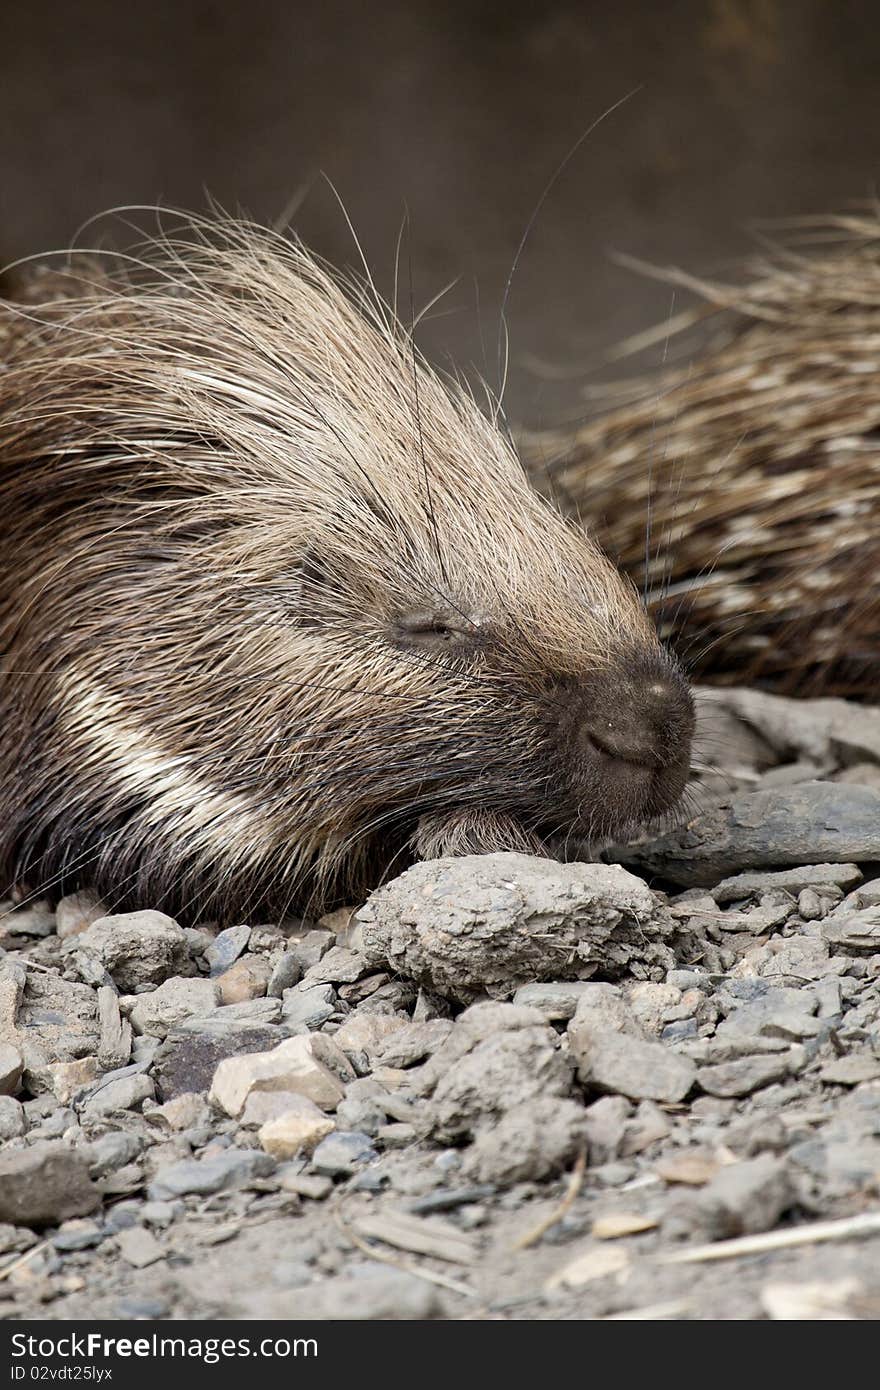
[618,782,880,887]
[697,1053,793,1097]
[310,1131,376,1176]
[570,1024,696,1104]
[147,1149,274,1200]
[205,924,251,976]
[712,863,862,903]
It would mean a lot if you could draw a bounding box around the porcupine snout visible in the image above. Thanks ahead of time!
[556,650,695,836]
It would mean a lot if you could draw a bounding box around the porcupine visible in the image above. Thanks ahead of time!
[0,216,693,923]
[522,212,880,699]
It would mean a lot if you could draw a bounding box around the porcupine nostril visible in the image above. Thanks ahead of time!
[585,721,656,768]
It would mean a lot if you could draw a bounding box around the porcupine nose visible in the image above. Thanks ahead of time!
[580,665,695,819]
[586,678,681,765]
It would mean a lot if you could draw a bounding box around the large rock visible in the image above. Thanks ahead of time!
[0,1143,100,1227]
[359,853,675,1000]
[570,1024,696,1103]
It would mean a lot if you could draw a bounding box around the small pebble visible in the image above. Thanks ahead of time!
[205,923,251,975]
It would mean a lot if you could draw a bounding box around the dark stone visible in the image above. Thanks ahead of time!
[152,1023,283,1101]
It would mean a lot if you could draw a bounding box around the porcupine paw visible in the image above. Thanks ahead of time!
[411,809,548,861]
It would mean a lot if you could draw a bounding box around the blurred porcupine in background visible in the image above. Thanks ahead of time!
[0,215,693,922]
[523,212,880,699]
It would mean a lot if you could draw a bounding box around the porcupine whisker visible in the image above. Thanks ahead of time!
[495,88,643,423]
[641,288,677,607]
[1,834,127,922]
[406,237,450,590]
[660,537,749,654]
[651,425,751,622]
[319,177,394,343]
[681,621,754,674]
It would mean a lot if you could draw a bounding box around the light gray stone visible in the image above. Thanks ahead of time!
[462,1097,588,1184]
[428,1020,573,1141]
[310,1130,376,1176]
[570,1024,696,1103]
[116,1225,164,1268]
[83,1132,144,1177]
[80,1065,155,1116]
[302,946,367,985]
[128,977,218,1038]
[512,980,610,1021]
[281,982,336,1032]
[712,863,862,904]
[697,1054,792,1098]
[373,1020,453,1068]
[68,910,193,991]
[0,1095,25,1140]
[686,1156,796,1239]
[267,951,303,997]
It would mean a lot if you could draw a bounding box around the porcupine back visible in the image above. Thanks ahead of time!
[0,216,693,922]
[523,213,880,698]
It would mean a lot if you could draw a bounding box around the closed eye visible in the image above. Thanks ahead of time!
[392,609,478,652]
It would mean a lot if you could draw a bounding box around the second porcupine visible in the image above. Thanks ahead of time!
[0,217,693,922]
[522,212,880,699]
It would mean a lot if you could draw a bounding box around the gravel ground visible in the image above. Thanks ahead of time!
[1,685,880,1321]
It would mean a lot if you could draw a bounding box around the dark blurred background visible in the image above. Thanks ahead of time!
[3,0,879,425]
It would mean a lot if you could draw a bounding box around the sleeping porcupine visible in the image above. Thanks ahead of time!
[524,212,880,699]
[0,217,693,922]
